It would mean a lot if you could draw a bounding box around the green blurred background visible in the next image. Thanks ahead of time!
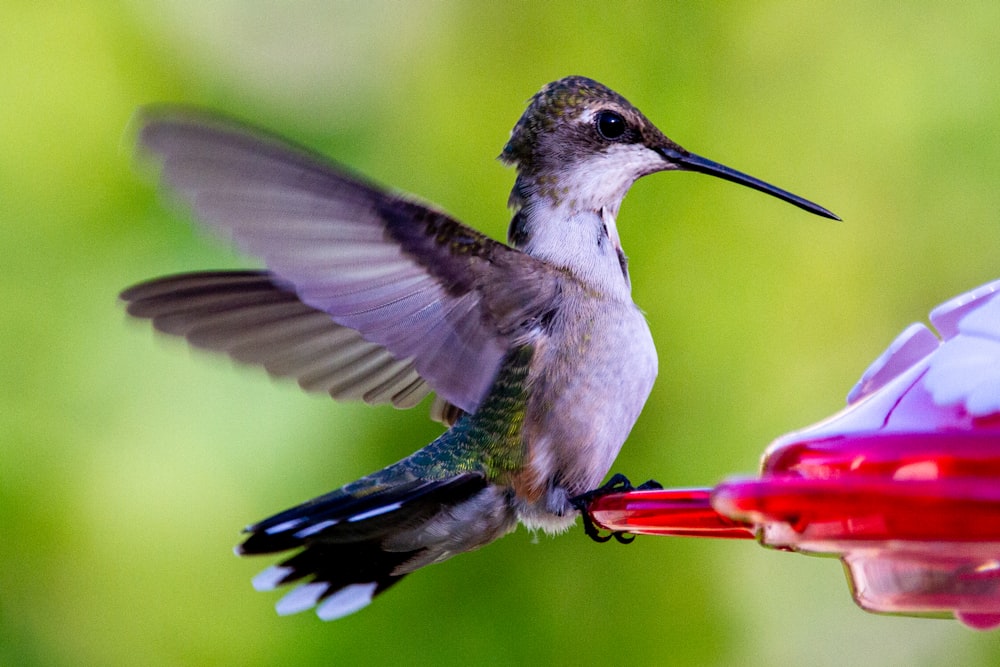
[4,2,1000,665]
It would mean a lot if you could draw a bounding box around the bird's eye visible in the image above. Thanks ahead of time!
[596,110,627,140]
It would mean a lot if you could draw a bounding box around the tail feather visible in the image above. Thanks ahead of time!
[239,474,487,552]
[238,472,490,620]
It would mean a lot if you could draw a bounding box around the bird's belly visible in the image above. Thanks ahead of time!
[516,304,657,529]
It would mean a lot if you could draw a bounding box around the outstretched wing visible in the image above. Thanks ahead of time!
[133,108,563,414]
[122,271,433,408]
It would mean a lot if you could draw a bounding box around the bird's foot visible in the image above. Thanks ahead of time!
[569,474,662,544]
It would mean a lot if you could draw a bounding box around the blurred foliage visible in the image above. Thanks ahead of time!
[4,1,1000,665]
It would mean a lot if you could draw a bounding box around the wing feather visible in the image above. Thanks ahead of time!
[133,108,563,413]
[122,271,431,409]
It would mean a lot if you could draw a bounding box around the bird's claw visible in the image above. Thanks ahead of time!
[569,473,662,544]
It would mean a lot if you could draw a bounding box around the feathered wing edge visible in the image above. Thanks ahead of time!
[121,270,465,421]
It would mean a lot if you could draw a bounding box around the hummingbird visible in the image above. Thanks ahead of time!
[122,76,838,621]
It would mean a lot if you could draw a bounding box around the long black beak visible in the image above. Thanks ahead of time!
[658,146,840,220]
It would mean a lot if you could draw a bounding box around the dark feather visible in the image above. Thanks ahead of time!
[239,473,490,619]
[239,473,488,554]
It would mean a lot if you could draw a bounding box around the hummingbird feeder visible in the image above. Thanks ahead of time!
[586,279,1000,630]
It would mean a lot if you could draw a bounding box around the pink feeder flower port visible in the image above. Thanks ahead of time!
[587,279,1000,630]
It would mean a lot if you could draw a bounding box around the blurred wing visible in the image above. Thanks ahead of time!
[135,108,563,414]
[121,271,434,409]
